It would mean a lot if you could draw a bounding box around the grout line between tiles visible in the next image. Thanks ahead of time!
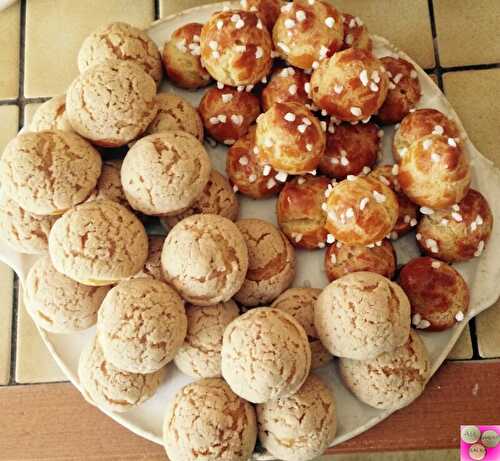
[154,0,160,20]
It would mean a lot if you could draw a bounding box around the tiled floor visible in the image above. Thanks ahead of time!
[0,105,19,152]
[0,263,14,385]
[0,2,20,100]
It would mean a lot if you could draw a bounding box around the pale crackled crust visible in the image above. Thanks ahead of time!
[163,378,257,461]
[221,307,311,403]
[29,95,74,133]
[85,160,129,208]
[97,278,187,374]
[314,271,410,360]
[131,235,165,281]
[339,330,430,410]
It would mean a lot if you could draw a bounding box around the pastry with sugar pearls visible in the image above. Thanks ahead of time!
[341,13,372,51]
[261,66,311,112]
[240,0,282,31]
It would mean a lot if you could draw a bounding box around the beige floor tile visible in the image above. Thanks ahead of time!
[0,263,14,385]
[0,3,20,100]
[16,285,66,384]
[0,105,19,153]
[160,0,220,18]
[319,449,459,460]
[434,0,500,67]
[24,0,155,98]
[476,298,500,358]
[447,324,473,360]
[443,69,500,165]
[329,0,435,69]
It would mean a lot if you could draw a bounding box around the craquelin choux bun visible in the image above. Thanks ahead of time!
[29,95,73,133]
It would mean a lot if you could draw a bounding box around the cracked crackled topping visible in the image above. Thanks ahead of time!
[85,160,129,209]
[131,235,165,281]
[29,95,74,133]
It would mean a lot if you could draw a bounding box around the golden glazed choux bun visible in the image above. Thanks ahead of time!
[162,23,212,89]
[310,48,389,122]
[240,0,282,31]
[261,66,311,112]
[273,0,343,70]
[256,101,326,174]
[324,175,399,245]
[200,10,273,86]
[198,86,260,145]
[341,13,372,52]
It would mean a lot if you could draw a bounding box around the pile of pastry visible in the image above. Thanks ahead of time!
[0,0,494,460]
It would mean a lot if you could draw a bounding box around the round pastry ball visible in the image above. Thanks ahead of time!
[121,131,211,216]
[240,0,282,31]
[161,214,249,306]
[162,22,212,89]
[398,134,471,209]
[273,0,344,70]
[78,22,162,84]
[261,66,311,112]
[393,108,461,163]
[174,300,239,378]
[160,170,239,230]
[272,288,332,369]
[400,257,470,331]
[78,336,163,413]
[146,93,204,141]
[24,256,110,333]
[315,271,410,360]
[222,307,311,403]
[340,330,430,410]
[48,200,149,285]
[29,95,73,133]
[200,10,272,86]
[0,193,58,254]
[226,126,283,198]
[324,176,399,245]
[341,13,372,51]
[234,219,295,306]
[85,160,129,208]
[324,239,396,281]
[417,189,493,262]
[256,101,326,174]
[0,131,102,215]
[198,86,260,145]
[257,374,336,461]
[277,175,330,249]
[311,48,389,122]
[66,60,158,147]
[132,235,165,281]
[97,278,187,374]
[163,378,257,461]
[318,123,380,178]
[377,57,421,124]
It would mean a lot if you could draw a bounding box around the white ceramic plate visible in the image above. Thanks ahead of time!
[2,2,500,458]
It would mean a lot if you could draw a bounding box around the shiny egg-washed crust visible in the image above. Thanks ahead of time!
[324,239,396,282]
[78,22,162,84]
[271,288,332,369]
[315,271,411,360]
[272,0,344,70]
[277,175,330,250]
[417,189,493,262]
[198,86,260,144]
[66,60,158,147]
[161,214,249,306]
[200,10,273,86]
[324,176,399,245]
[399,257,470,331]
[310,48,389,122]
[377,57,421,125]
[24,256,110,333]
[146,93,204,141]
[97,278,187,374]
[318,122,379,179]
[392,108,461,163]
[339,330,430,410]
[163,378,257,461]
[85,160,129,209]
[160,170,239,229]
[48,200,149,286]
[162,23,212,89]
[398,134,471,209]
[78,336,164,413]
[0,131,102,215]
[340,13,372,52]
[256,101,325,174]
[261,66,311,112]
[174,300,239,378]
[234,219,295,307]
[121,131,211,216]
[241,0,282,31]
[132,235,165,281]
[221,307,311,403]
[226,126,283,198]
[256,374,337,461]
[29,95,74,133]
